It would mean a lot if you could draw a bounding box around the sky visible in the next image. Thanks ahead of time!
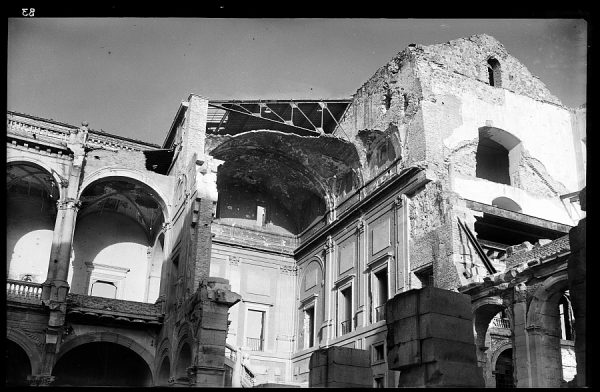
[7,18,587,146]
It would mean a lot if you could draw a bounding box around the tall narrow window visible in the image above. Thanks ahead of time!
[374,268,388,322]
[340,286,353,335]
[246,309,265,351]
[305,306,315,348]
[559,293,575,341]
[487,58,502,87]
[256,204,266,226]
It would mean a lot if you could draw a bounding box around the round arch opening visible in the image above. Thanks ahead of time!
[7,162,59,283]
[52,341,152,386]
[71,176,169,302]
[6,339,32,386]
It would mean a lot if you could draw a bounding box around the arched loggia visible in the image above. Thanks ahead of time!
[52,341,153,386]
[6,162,59,283]
[71,176,168,303]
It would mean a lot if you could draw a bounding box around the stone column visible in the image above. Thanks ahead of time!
[186,277,241,387]
[568,188,586,387]
[355,219,365,328]
[38,123,87,381]
[509,283,532,387]
[322,236,335,345]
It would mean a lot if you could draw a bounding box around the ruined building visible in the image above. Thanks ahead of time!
[6,34,586,387]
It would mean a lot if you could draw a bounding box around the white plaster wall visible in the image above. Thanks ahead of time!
[442,89,578,192]
[452,175,574,225]
[71,212,150,302]
[7,195,55,283]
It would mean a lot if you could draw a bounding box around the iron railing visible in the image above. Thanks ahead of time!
[7,279,42,302]
[246,337,263,351]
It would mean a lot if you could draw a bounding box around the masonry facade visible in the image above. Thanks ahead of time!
[6,34,586,387]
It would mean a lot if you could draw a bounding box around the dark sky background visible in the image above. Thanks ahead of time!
[7,19,587,145]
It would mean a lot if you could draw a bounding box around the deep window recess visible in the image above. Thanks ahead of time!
[476,136,511,185]
[373,343,385,362]
[487,58,502,87]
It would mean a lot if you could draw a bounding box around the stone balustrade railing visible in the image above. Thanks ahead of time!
[7,279,43,303]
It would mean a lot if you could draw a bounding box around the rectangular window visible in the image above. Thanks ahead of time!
[305,306,315,348]
[373,342,385,362]
[374,268,388,322]
[246,309,265,351]
[256,204,266,226]
[340,286,353,335]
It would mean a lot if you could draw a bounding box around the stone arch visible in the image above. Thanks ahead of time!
[55,332,156,384]
[527,271,569,328]
[78,166,171,222]
[524,271,570,387]
[174,338,193,383]
[155,337,171,373]
[6,328,42,375]
[492,343,514,388]
[472,296,510,376]
[6,157,66,201]
[491,341,513,372]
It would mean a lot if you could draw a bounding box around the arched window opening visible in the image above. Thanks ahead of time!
[6,339,32,386]
[7,162,59,283]
[175,343,192,383]
[494,348,514,388]
[488,58,502,87]
[559,292,575,341]
[476,127,521,186]
[158,357,171,386]
[73,177,167,303]
[52,342,152,386]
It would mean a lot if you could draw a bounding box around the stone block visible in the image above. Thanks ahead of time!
[417,286,472,319]
[387,340,420,369]
[420,337,479,364]
[398,361,484,387]
[419,313,475,343]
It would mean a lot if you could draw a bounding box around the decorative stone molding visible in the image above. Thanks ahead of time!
[56,198,81,211]
[356,219,365,234]
[28,375,55,386]
[280,265,298,276]
[229,256,239,266]
[324,236,334,254]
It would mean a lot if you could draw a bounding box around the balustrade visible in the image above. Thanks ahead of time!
[7,279,42,302]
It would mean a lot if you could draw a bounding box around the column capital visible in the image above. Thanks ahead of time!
[356,219,365,234]
[56,198,81,211]
[324,236,334,254]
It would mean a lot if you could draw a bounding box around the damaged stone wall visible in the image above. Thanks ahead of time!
[336,47,424,181]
